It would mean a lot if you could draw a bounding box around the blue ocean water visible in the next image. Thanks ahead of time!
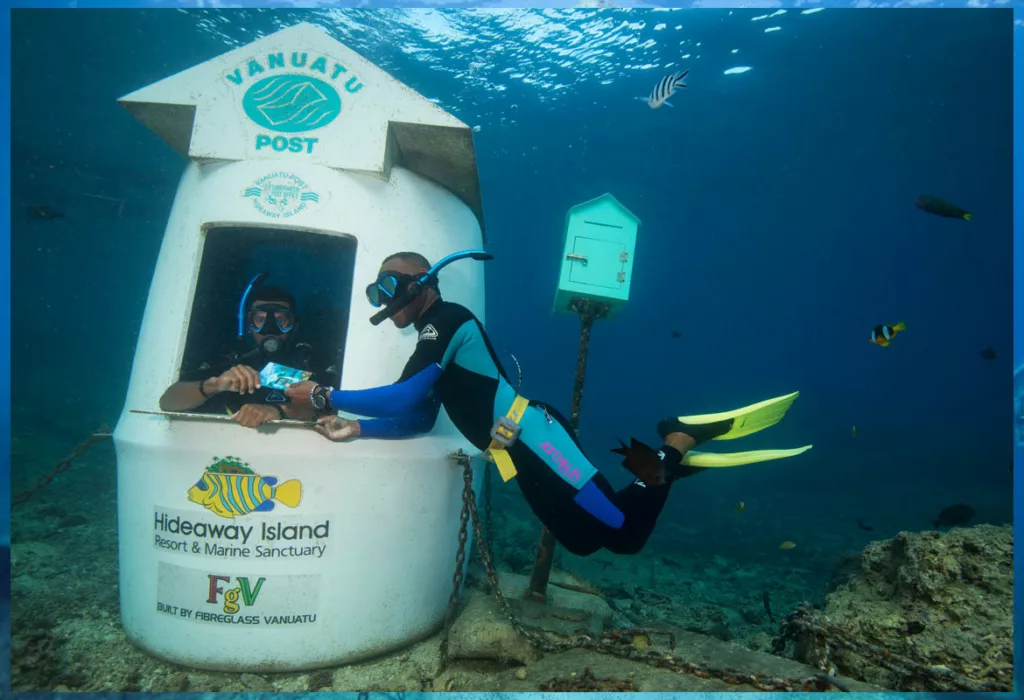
[6,6,1016,694]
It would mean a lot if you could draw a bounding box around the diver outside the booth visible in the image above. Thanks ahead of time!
[161,282,338,428]
[285,251,810,557]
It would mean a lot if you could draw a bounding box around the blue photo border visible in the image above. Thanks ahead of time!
[0,1,8,696]
[0,0,1017,698]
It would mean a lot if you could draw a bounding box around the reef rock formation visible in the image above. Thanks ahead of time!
[792,524,1013,691]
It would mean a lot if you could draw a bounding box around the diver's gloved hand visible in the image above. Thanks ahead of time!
[656,417,735,446]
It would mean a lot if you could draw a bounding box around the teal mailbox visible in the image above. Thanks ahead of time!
[554,193,640,320]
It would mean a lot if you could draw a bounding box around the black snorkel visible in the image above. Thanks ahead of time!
[368,249,494,326]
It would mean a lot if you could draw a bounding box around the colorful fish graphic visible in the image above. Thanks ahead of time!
[187,456,301,519]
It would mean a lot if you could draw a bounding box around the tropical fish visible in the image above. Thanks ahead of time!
[26,204,64,220]
[851,425,857,438]
[646,69,690,109]
[915,195,972,221]
[735,501,745,513]
[779,541,797,550]
[869,322,906,348]
[856,517,873,532]
[980,347,996,361]
[933,503,974,528]
[187,456,301,519]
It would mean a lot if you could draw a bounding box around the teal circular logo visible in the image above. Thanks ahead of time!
[242,75,341,133]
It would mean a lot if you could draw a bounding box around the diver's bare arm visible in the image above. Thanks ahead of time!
[281,400,316,421]
[159,379,217,412]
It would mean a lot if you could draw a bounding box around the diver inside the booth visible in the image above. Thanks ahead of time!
[160,277,338,428]
[286,250,810,558]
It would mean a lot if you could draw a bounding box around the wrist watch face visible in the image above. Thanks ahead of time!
[312,390,326,410]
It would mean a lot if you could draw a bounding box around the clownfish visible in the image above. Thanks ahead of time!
[869,322,906,348]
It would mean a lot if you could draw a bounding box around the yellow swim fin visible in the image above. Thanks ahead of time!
[681,444,813,468]
[675,391,800,441]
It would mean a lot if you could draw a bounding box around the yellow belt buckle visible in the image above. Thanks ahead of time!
[488,395,529,482]
[494,424,516,442]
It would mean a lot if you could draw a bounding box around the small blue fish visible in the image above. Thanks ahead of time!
[646,69,690,109]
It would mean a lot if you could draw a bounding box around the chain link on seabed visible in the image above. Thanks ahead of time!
[19,430,1006,693]
[774,604,1012,693]
[440,451,882,692]
[12,426,113,506]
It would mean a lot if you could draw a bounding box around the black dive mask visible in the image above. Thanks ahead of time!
[366,250,495,326]
[247,303,295,334]
[247,303,295,360]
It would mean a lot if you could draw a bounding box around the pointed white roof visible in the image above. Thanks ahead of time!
[119,22,484,232]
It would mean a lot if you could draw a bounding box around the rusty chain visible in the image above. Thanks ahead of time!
[442,451,859,691]
[484,465,493,553]
[16,426,1000,693]
[776,605,1012,693]
[438,458,473,667]
[12,426,113,507]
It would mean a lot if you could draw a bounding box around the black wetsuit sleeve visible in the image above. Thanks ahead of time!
[177,362,223,384]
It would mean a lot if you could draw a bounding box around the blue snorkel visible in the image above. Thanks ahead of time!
[238,272,269,338]
[369,249,493,326]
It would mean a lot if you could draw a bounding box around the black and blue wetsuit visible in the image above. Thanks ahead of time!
[325,299,684,557]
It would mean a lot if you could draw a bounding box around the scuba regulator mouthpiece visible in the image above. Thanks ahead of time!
[259,335,286,359]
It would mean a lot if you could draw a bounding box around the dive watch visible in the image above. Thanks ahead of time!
[310,385,333,412]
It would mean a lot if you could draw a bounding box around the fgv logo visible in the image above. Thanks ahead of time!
[538,442,582,483]
[207,574,265,614]
[226,51,364,155]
